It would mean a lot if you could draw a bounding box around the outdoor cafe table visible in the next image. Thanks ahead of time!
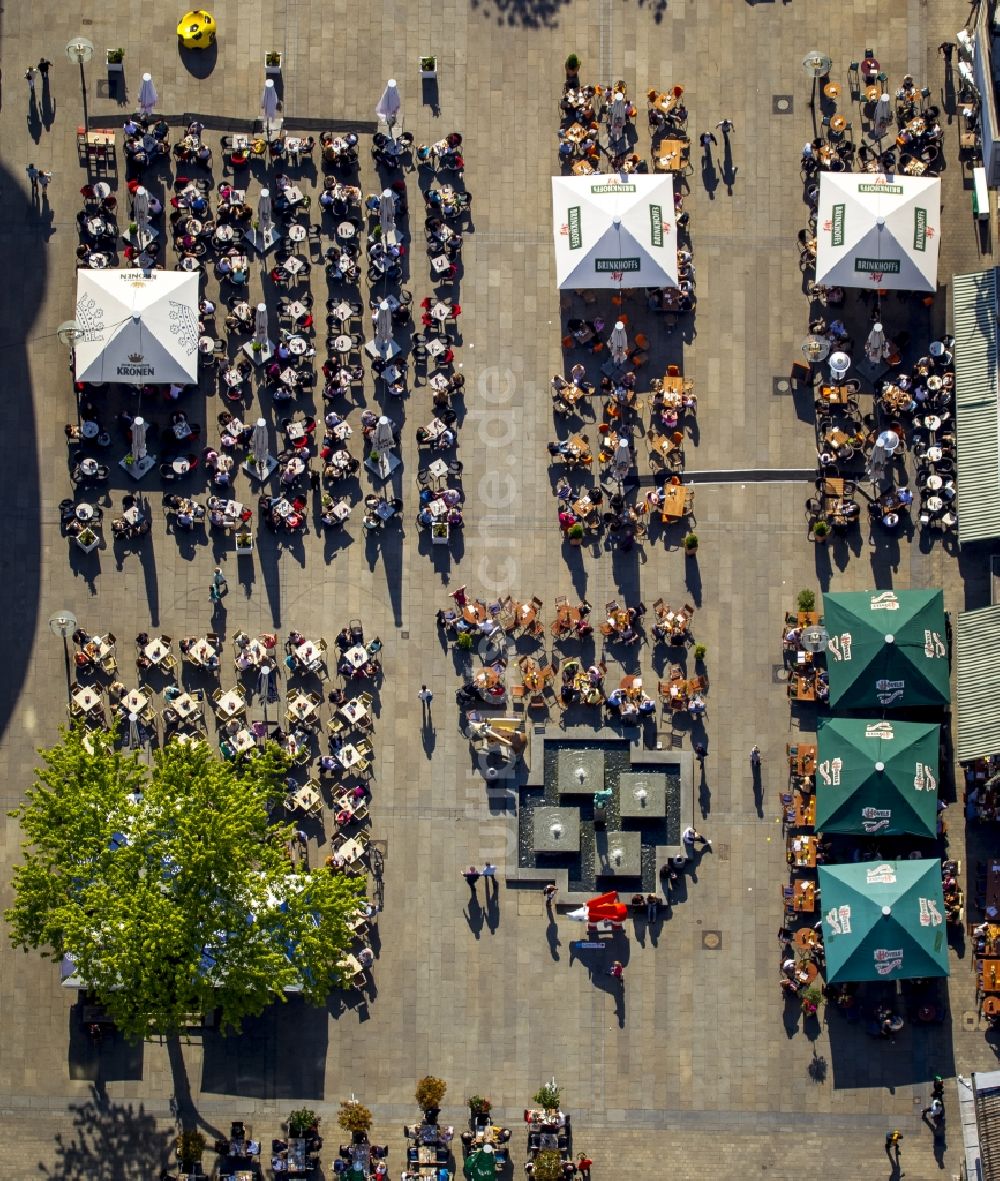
[338,743,363,770]
[650,90,680,114]
[72,686,102,713]
[554,603,583,634]
[144,639,171,665]
[291,782,321,813]
[787,835,818,869]
[790,745,817,775]
[659,483,686,520]
[339,952,363,978]
[173,693,201,721]
[215,689,245,717]
[338,836,366,864]
[287,692,318,722]
[340,698,368,725]
[790,790,816,829]
[793,926,820,953]
[788,672,817,701]
[521,658,543,691]
[474,668,504,696]
[295,639,323,669]
[344,644,368,669]
[231,728,256,754]
[462,602,490,626]
[653,138,687,172]
[793,961,819,987]
[791,878,817,913]
[123,688,148,713]
[189,638,216,665]
[979,958,1000,995]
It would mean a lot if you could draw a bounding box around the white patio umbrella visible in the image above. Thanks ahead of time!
[829,351,851,381]
[138,73,158,117]
[865,321,886,364]
[254,303,269,345]
[375,79,401,136]
[609,92,627,138]
[609,320,628,365]
[261,79,279,136]
[131,416,147,463]
[379,189,396,237]
[375,299,393,347]
[874,94,892,136]
[613,436,630,467]
[133,186,150,244]
[258,187,273,235]
[128,710,141,749]
[867,441,888,484]
[251,417,269,467]
[374,416,395,450]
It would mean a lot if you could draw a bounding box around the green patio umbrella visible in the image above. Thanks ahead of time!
[818,859,949,983]
[465,1146,497,1181]
[814,717,940,837]
[822,589,950,709]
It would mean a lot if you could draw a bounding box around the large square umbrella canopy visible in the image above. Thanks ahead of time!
[823,589,950,709]
[815,172,940,292]
[465,1147,497,1181]
[818,859,949,983]
[552,173,679,290]
[815,717,940,837]
[75,268,200,384]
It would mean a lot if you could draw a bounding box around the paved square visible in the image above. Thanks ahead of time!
[0,0,988,1177]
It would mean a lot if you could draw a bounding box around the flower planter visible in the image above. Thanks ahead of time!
[235,533,254,555]
[106,51,125,74]
[432,522,450,545]
[419,57,438,78]
[265,53,282,75]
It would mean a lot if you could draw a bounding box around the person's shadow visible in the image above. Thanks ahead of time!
[931,1122,947,1170]
[41,76,56,131]
[701,148,719,200]
[484,879,500,933]
[698,762,711,817]
[752,760,763,818]
[421,713,436,758]
[545,913,561,961]
[614,979,626,1028]
[464,891,484,940]
[27,93,42,144]
[721,135,738,195]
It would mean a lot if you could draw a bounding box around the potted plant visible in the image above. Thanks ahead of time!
[415,1076,448,1122]
[235,530,254,555]
[432,521,450,545]
[812,520,830,544]
[801,985,823,1017]
[567,521,585,546]
[456,632,474,652]
[533,1082,561,1113]
[76,527,99,552]
[420,55,438,77]
[683,531,698,556]
[796,589,816,613]
[176,1129,206,1172]
[467,1095,491,1123]
[289,1108,319,1138]
[128,221,139,236]
[369,449,381,464]
[265,50,282,74]
[533,1151,565,1181]
[565,54,581,81]
[338,1099,373,1142]
[107,48,125,73]
[693,643,707,664]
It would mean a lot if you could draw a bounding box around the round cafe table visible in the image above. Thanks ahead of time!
[337,222,356,240]
[926,495,944,512]
[199,336,216,354]
[926,445,944,462]
[94,182,112,200]
[926,474,943,491]
[214,224,235,243]
[829,114,847,133]
[288,336,308,356]
[75,503,95,521]
[81,420,100,439]
[793,927,818,952]
[88,254,110,269]
[823,81,842,100]
[332,334,353,354]
[926,375,943,391]
[802,335,830,362]
[287,224,307,242]
[172,458,191,475]
[924,414,942,431]
[79,458,99,476]
[795,962,819,986]
[877,430,901,453]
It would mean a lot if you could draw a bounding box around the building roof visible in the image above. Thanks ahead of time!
[956,604,1000,761]
[954,268,1000,545]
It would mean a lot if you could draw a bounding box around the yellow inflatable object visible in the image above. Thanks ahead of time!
[177,10,217,48]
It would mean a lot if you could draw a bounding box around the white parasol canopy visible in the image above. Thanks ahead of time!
[131,416,147,463]
[609,320,628,365]
[251,418,268,464]
[375,300,393,346]
[815,172,941,292]
[137,73,158,117]
[254,303,269,344]
[609,92,627,139]
[552,173,680,290]
[830,351,851,381]
[74,268,199,384]
[261,79,279,134]
[375,79,401,132]
[379,189,396,237]
[374,416,395,450]
[258,188,273,234]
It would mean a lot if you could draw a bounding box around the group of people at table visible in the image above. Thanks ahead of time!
[783,610,831,703]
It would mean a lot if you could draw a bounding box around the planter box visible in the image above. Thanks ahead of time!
[264,55,282,75]
[419,59,438,78]
[431,523,450,545]
[235,533,254,555]
[106,55,125,73]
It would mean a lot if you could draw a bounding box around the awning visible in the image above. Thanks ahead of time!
[815,171,940,292]
[818,859,949,984]
[551,173,679,290]
[814,717,940,837]
[75,268,200,384]
[823,589,950,709]
[953,268,1000,545]
[956,603,1000,761]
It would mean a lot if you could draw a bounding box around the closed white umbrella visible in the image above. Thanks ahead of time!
[375,299,393,347]
[867,441,888,484]
[133,186,150,245]
[374,415,395,450]
[375,79,401,135]
[613,436,630,466]
[829,350,851,381]
[128,710,141,749]
[610,92,627,126]
[254,303,269,345]
[258,187,272,235]
[251,417,269,467]
[131,416,147,463]
[609,320,628,365]
[261,79,279,135]
[379,189,396,237]
[865,321,886,364]
[138,73,158,117]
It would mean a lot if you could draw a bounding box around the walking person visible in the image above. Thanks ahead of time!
[26,163,39,199]
[694,741,707,765]
[645,893,658,922]
[209,566,227,604]
[37,57,52,79]
[24,67,36,100]
[482,861,498,894]
[418,684,433,720]
[38,170,52,198]
[716,118,735,134]
[699,131,717,151]
[608,959,624,983]
[543,882,558,910]
[462,865,480,893]
[682,824,712,850]
[884,1129,903,1161]
[921,1096,944,1123]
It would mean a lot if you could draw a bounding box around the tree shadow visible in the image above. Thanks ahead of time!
[39,1083,172,1180]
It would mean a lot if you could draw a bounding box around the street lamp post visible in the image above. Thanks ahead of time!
[48,610,78,708]
[65,37,94,131]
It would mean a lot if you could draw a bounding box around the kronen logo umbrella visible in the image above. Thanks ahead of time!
[552,173,679,290]
[74,269,200,384]
[819,859,949,983]
[814,717,940,837]
[822,589,949,709]
[815,171,940,292]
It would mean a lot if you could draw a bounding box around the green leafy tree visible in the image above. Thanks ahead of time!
[6,728,364,1039]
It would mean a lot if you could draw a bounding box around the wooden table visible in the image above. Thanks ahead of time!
[520,658,543,692]
[791,878,817,913]
[659,484,687,520]
[823,82,843,100]
[650,91,680,114]
[978,958,1000,995]
[462,602,489,625]
[790,745,817,775]
[793,926,819,952]
[787,835,817,869]
[819,385,853,406]
[790,790,816,829]
[788,672,817,702]
[653,138,687,172]
[821,477,846,499]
